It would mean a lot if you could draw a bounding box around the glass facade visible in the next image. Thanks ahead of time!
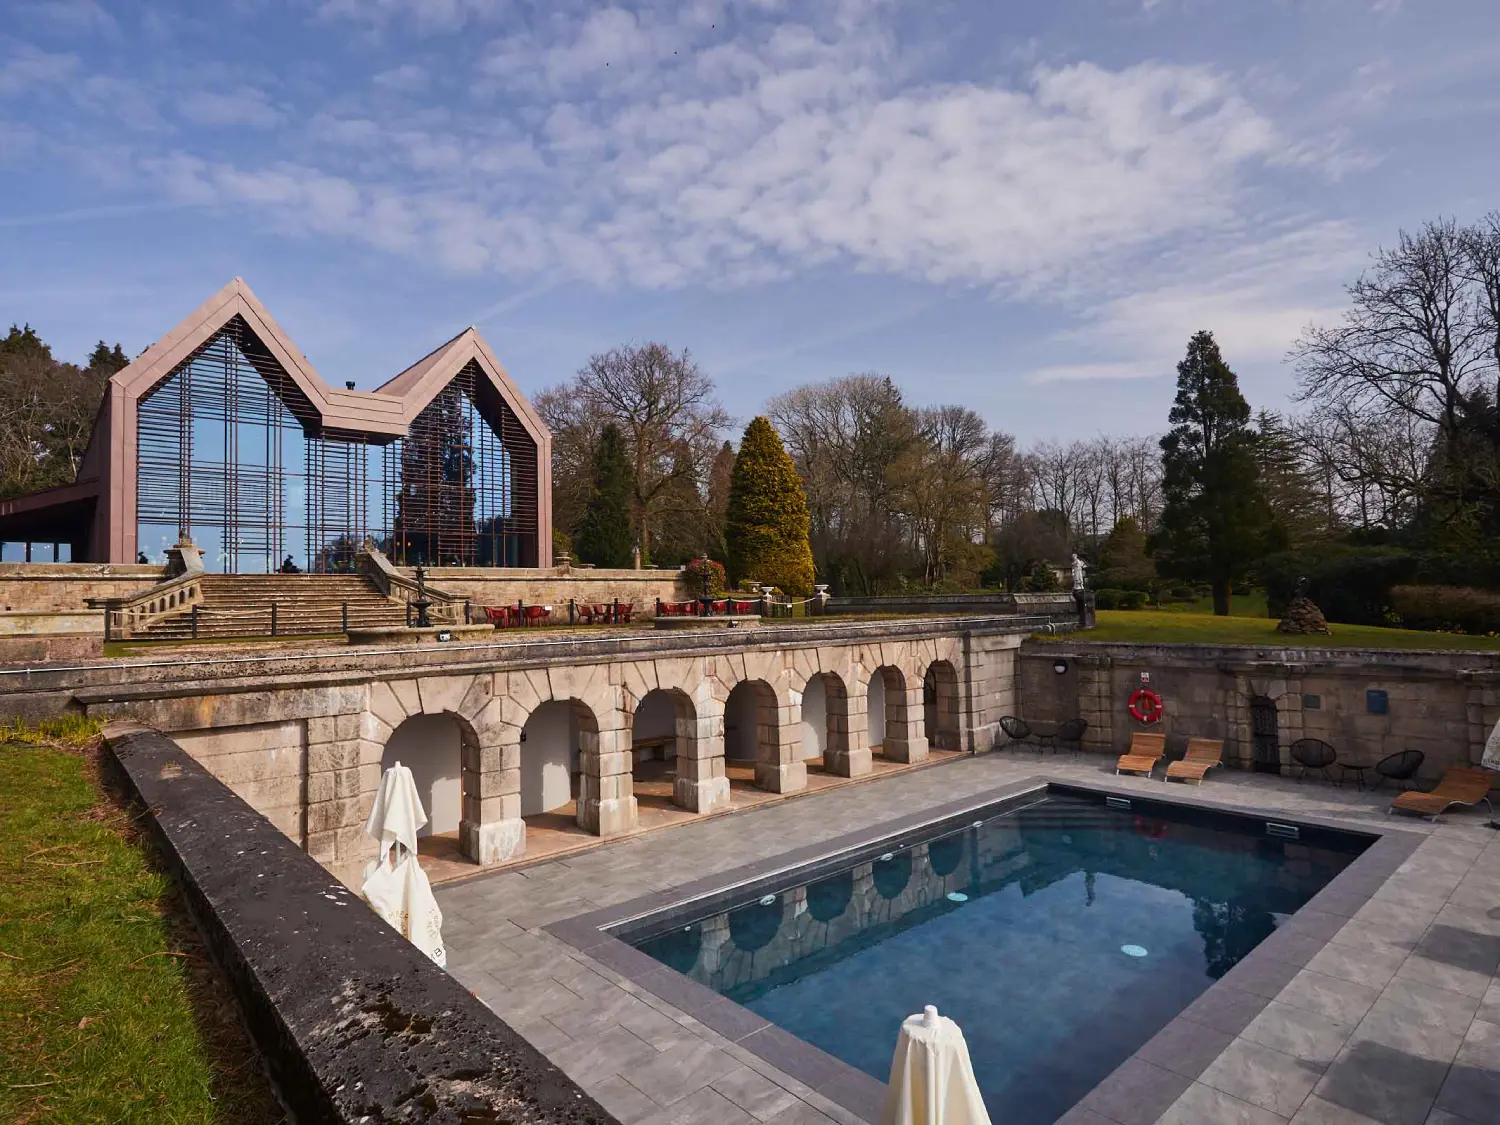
[135,317,538,572]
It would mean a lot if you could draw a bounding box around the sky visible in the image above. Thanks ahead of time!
[2,0,1499,443]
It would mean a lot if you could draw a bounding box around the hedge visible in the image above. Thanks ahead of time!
[1390,585,1500,635]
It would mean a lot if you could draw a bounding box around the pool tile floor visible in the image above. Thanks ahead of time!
[434,751,1500,1125]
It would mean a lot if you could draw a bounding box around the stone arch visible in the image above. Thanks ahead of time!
[723,678,805,793]
[630,687,705,813]
[381,712,468,839]
[923,659,961,750]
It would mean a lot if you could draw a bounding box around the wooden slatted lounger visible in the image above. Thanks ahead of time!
[1116,732,1166,777]
[1166,738,1224,785]
[1390,766,1495,823]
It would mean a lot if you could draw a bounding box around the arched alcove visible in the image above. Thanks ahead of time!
[923,661,961,750]
[382,713,464,837]
[631,688,697,811]
[868,666,906,758]
[724,679,780,788]
[519,700,591,817]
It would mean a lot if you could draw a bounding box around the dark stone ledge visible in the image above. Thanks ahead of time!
[105,724,618,1125]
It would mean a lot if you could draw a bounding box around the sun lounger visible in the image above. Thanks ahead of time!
[1116,732,1166,777]
[1390,766,1495,822]
[1166,738,1224,785]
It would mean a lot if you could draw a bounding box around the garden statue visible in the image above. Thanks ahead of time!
[1070,553,1087,591]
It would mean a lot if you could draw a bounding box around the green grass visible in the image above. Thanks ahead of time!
[1052,609,1500,650]
[1151,591,1269,617]
[0,731,280,1124]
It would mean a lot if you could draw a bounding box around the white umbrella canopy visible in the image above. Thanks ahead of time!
[882,1005,991,1125]
[361,761,446,967]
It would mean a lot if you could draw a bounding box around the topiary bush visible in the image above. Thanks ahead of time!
[1094,588,1123,609]
[1117,589,1150,610]
[725,417,816,596]
[1390,585,1500,635]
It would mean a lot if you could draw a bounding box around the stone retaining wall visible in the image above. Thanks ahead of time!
[1019,640,1500,781]
[104,725,618,1125]
[0,562,164,612]
[414,565,691,614]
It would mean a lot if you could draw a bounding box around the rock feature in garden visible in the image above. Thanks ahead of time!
[1277,596,1331,635]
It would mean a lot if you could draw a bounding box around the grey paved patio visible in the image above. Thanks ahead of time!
[434,752,1500,1125]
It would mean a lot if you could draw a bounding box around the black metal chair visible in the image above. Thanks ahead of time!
[1289,737,1338,783]
[1040,717,1089,757]
[997,715,1033,752]
[1374,749,1425,791]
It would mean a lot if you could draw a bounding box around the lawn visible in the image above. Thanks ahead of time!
[1054,609,1500,651]
[0,720,280,1124]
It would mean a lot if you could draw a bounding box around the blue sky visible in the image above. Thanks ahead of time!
[2,0,1498,442]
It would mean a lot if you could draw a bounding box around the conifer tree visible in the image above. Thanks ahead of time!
[726,417,815,595]
[574,423,634,568]
[1152,331,1274,615]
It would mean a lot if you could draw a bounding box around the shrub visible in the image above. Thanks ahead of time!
[1261,547,1419,625]
[1094,588,1123,609]
[1390,585,1500,635]
[1169,584,1195,600]
[682,556,727,597]
[1117,589,1149,610]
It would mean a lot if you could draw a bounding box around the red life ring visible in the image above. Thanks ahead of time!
[1129,688,1164,724]
[1134,816,1167,840]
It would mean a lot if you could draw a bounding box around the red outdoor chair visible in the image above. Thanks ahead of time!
[523,605,551,626]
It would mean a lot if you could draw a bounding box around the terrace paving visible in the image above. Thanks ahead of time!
[435,751,1500,1125]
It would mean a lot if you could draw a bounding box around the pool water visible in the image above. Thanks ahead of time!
[626,793,1361,1125]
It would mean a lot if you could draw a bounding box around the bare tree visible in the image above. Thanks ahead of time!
[544,343,729,562]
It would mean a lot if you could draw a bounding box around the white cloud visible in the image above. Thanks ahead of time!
[0,46,79,96]
[179,86,283,128]
[1025,362,1157,384]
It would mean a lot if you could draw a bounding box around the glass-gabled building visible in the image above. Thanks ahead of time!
[0,279,553,572]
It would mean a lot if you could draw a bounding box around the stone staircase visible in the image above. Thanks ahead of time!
[131,573,412,641]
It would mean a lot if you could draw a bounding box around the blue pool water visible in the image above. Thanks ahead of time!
[626,793,1362,1125]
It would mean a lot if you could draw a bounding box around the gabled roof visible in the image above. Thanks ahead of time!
[107,278,408,438]
[377,326,550,450]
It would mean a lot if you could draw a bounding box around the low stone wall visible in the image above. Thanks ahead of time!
[1019,640,1500,782]
[829,592,1078,619]
[0,562,163,613]
[104,724,618,1125]
[412,565,690,615]
[0,632,103,663]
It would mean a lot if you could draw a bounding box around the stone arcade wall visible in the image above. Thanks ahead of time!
[1019,640,1500,781]
[16,617,1028,882]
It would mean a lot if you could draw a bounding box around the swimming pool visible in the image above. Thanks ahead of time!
[613,788,1368,1125]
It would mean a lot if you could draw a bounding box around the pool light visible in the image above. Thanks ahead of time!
[946,892,969,903]
[1121,944,1148,958]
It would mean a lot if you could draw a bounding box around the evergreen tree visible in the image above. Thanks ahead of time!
[705,440,735,559]
[574,423,635,568]
[1151,331,1274,615]
[1096,517,1155,591]
[86,340,130,374]
[726,417,816,595]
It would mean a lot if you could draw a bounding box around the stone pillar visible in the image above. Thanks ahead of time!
[1075,654,1115,755]
[674,695,730,813]
[460,734,525,865]
[823,679,872,778]
[883,680,929,764]
[756,695,807,793]
[579,721,639,837]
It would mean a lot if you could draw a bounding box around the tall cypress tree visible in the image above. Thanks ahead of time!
[1151,331,1274,615]
[726,417,815,595]
[574,423,635,568]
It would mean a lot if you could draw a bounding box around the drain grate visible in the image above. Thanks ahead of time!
[1105,796,1132,810]
[1266,822,1300,840]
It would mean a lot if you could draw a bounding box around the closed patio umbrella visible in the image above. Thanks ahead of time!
[361,761,446,967]
[881,1005,990,1125]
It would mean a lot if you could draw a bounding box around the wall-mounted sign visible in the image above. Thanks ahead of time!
[1301,693,1321,710]
[1366,689,1388,715]
[1140,671,1151,685]
[436,630,452,642]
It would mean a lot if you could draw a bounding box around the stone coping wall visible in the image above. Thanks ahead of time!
[1019,639,1500,781]
[0,562,163,612]
[104,724,618,1125]
[406,565,691,615]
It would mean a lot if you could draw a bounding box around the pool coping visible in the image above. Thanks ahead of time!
[544,773,1426,1124]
